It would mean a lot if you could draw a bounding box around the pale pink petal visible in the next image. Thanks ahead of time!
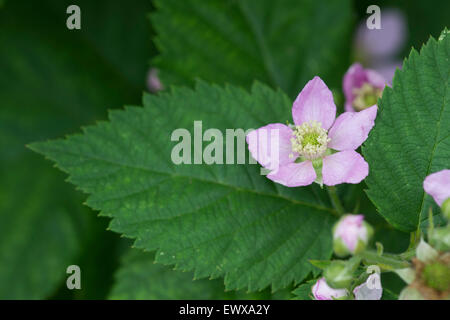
[354,273,383,300]
[334,215,367,252]
[292,76,336,130]
[322,151,369,186]
[246,123,296,171]
[343,63,366,107]
[344,101,354,112]
[267,161,316,187]
[147,68,163,92]
[366,69,387,89]
[312,278,348,300]
[343,64,386,112]
[372,61,402,86]
[354,8,407,59]
[423,169,450,206]
[328,105,377,151]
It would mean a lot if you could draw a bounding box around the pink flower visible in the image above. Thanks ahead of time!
[371,60,402,86]
[246,76,376,187]
[343,63,386,112]
[312,277,348,300]
[423,169,450,206]
[354,8,407,61]
[353,273,383,300]
[333,214,373,256]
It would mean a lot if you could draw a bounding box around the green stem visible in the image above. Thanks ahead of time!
[326,186,345,216]
[358,250,410,271]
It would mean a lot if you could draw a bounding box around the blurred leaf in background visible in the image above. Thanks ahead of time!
[109,249,293,300]
[151,0,354,98]
[0,0,154,299]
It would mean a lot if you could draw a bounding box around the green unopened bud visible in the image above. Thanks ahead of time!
[324,260,355,289]
[442,198,450,221]
[422,262,450,292]
[429,226,450,251]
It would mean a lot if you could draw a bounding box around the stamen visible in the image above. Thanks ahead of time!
[291,121,330,160]
[352,83,383,111]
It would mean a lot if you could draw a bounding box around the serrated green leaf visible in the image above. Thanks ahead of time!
[31,81,337,292]
[0,0,153,299]
[308,260,332,270]
[292,281,315,300]
[151,0,353,97]
[363,32,450,232]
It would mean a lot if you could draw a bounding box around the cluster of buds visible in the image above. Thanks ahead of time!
[396,170,450,300]
[311,169,450,300]
[312,214,381,300]
[397,239,450,300]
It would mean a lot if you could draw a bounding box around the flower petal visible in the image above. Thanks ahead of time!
[354,9,407,59]
[333,215,367,252]
[353,273,383,300]
[312,278,348,300]
[292,76,336,130]
[423,169,450,206]
[366,69,387,89]
[246,123,295,171]
[323,151,369,186]
[343,63,366,107]
[372,61,402,86]
[328,105,377,151]
[343,63,386,112]
[267,161,316,187]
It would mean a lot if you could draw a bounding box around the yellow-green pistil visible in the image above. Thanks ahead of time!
[290,121,330,160]
[352,83,383,111]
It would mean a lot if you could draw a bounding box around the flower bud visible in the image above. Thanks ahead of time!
[422,261,450,292]
[146,68,163,93]
[429,226,450,252]
[323,261,354,289]
[333,214,373,257]
[311,277,349,300]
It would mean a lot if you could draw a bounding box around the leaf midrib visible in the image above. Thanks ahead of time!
[37,144,337,215]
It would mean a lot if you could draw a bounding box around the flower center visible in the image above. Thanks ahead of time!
[352,83,383,111]
[290,121,329,160]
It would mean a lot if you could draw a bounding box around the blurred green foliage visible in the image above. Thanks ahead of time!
[0,0,448,300]
[0,0,153,299]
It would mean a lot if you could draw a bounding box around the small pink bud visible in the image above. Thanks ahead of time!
[147,68,163,93]
[333,214,373,257]
[312,277,349,300]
